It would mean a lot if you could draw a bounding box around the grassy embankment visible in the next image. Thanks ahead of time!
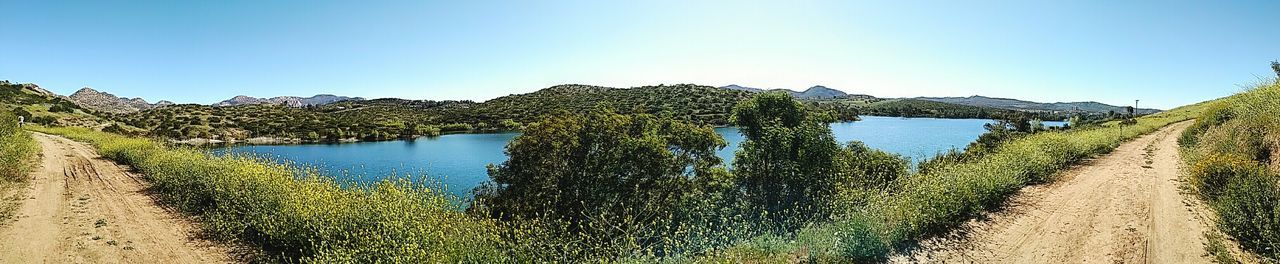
[0,109,39,221]
[705,99,1205,261]
[29,126,519,263]
[1180,81,1280,261]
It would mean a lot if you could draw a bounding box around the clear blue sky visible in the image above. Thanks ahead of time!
[1,0,1276,109]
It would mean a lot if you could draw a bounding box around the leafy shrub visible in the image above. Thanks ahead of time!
[834,216,890,262]
[1215,167,1280,257]
[438,123,473,132]
[49,103,76,113]
[1190,153,1264,200]
[833,142,908,208]
[471,107,728,259]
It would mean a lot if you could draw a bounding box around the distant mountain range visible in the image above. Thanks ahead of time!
[720,85,1159,115]
[720,85,850,99]
[69,87,174,113]
[914,95,1160,115]
[65,87,365,113]
[216,94,365,107]
[60,82,1156,117]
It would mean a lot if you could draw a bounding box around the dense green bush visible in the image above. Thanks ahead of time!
[730,92,845,229]
[1215,168,1280,257]
[1189,153,1263,200]
[471,107,730,259]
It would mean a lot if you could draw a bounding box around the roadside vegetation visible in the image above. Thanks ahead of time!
[1180,79,1280,261]
[695,93,1200,261]
[0,109,38,182]
[0,108,39,220]
[29,125,513,262]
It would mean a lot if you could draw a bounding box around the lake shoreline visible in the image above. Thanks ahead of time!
[212,116,1063,198]
[176,129,518,147]
[182,115,1036,147]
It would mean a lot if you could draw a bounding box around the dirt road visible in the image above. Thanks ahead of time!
[0,133,232,263]
[895,121,1215,263]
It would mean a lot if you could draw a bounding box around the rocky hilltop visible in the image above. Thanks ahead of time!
[68,87,170,113]
[720,84,850,99]
[215,94,364,107]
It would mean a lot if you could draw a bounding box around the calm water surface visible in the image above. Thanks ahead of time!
[216,116,1063,196]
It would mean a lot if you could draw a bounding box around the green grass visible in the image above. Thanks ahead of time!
[31,126,515,263]
[1181,81,1280,261]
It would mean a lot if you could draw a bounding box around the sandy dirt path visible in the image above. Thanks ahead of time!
[0,133,232,263]
[894,121,1214,263]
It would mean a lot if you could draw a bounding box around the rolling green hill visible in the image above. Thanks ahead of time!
[0,81,105,127]
[10,80,1091,142]
[106,84,763,141]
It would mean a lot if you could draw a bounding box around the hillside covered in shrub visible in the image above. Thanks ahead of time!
[1179,80,1280,261]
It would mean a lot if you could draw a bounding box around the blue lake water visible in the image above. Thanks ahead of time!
[216,116,1063,196]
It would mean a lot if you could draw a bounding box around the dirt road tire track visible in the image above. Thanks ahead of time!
[894,121,1214,263]
[0,133,232,263]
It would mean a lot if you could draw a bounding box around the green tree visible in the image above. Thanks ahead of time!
[1272,60,1279,78]
[472,107,726,254]
[730,92,842,228]
[102,123,129,135]
[965,117,1030,156]
[498,119,522,130]
[412,124,440,137]
[48,103,75,113]
[10,107,31,120]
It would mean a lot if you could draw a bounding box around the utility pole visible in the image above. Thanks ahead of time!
[1134,100,1139,117]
